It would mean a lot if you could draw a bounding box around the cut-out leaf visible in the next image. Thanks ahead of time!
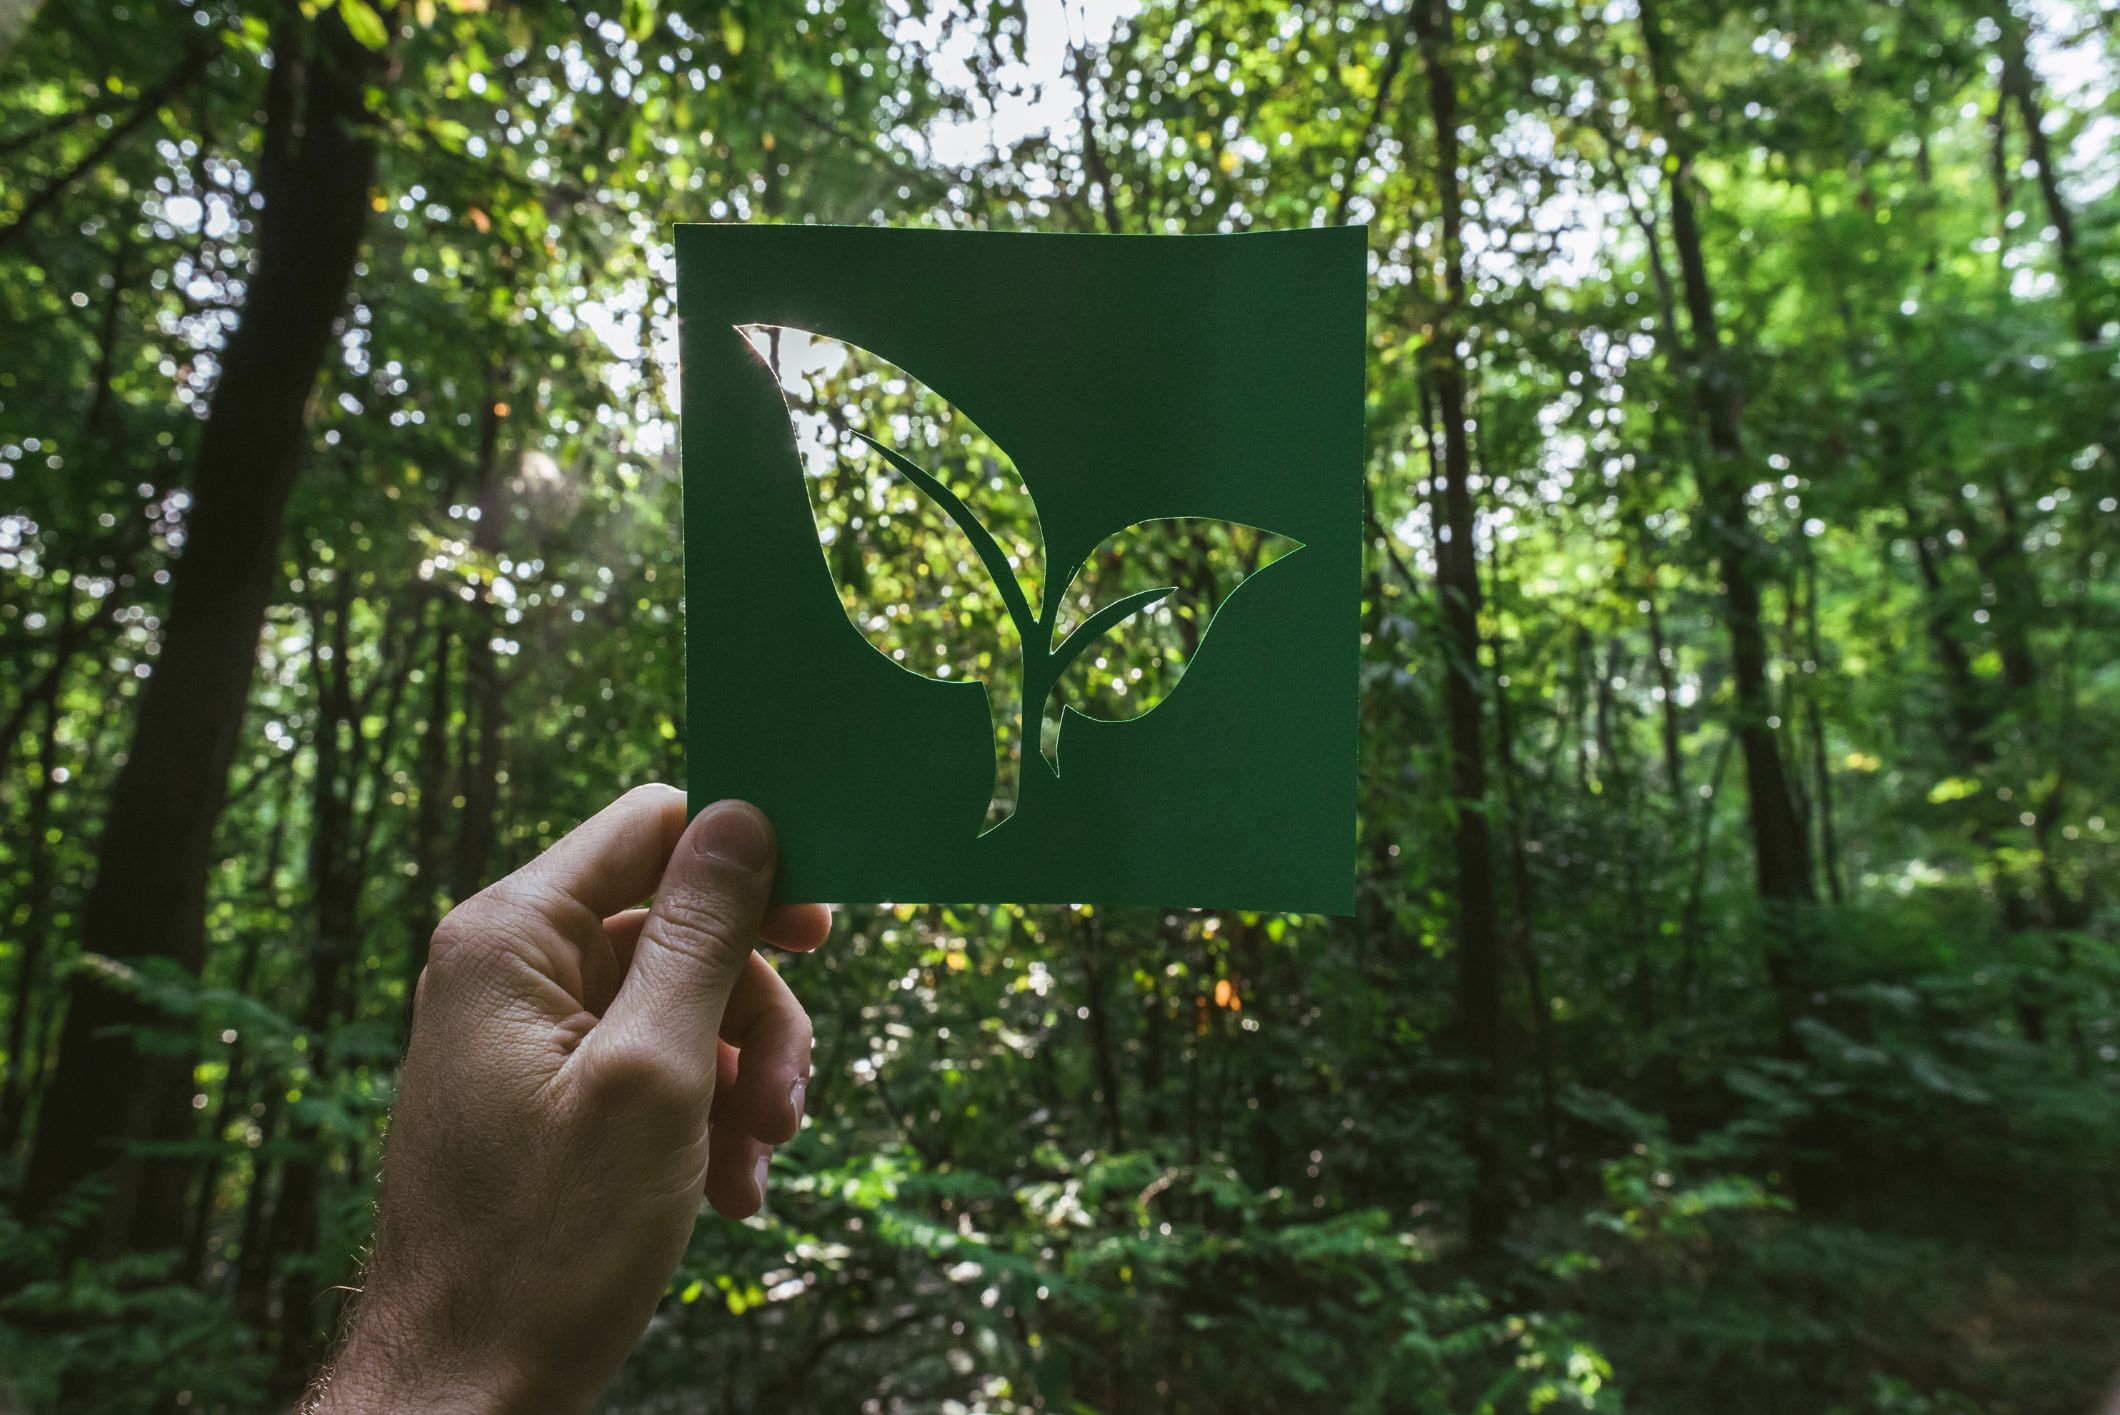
[1041,518,1302,768]
[743,323,1041,830]
[740,324,1301,834]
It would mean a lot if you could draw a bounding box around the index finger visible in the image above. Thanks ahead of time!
[763,902,832,953]
[603,904,834,977]
[503,783,690,922]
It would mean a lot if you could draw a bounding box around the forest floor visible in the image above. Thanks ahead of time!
[1549,1206,2120,1414]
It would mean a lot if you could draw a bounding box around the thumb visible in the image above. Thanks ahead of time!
[596,799,778,1089]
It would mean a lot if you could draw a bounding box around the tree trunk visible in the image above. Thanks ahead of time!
[1801,558,1845,903]
[264,581,415,1381]
[1906,510,2047,934]
[1412,0,1506,1251]
[1485,541,1561,1193]
[231,1090,282,1328]
[449,382,510,904]
[1959,22,2105,936]
[1994,10,2092,340]
[182,810,285,1282]
[1602,639,1660,1029]
[1935,468,2043,708]
[1677,732,1737,1007]
[3,235,137,1162]
[1567,630,1592,796]
[1638,0,1816,990]
[1078,913,1127,1154]
[1645,589,1686,808]
[22,17,376,1254]
[265,584,366,1381]
[1908,518,1995,769]
[1143,916,1176,1140]
[0,677,64,1155]
[403,604,454,1040]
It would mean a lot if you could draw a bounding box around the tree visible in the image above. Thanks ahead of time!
[1409,0,1506,1250]
[1634,0,1816,975]
[23,10,378,1253]
[1,0,2117,1407]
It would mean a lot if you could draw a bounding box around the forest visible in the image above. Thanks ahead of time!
[1,0,2117,1409]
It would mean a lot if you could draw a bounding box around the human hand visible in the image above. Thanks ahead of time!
[309,786,830,1415]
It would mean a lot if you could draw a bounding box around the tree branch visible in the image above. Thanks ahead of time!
[1067,20,1124,232]
[0,43,213,252]
[1331,16,1412,226]
[0,89,130,160]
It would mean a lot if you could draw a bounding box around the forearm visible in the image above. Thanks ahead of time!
[305,1294,572,1415]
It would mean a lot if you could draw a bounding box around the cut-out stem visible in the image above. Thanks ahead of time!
[852,431,1039,643]
[854,430,1048,833]
[1039,583,1174,773]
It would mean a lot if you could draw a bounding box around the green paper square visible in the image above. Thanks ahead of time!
[679,224,1362,912]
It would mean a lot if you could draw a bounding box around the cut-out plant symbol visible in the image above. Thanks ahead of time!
[741,323,1302,834]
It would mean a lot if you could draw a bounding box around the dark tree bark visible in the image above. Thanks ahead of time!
[1947,471,2043,697]
[1331,14,1411,225]
[1906,510,2044,942]
[1993,10,2093,340]
[1953,21,2105,939]
[181,809,285,1283]
[1637,0,1816,986]
[1676,731,1737,1007]
[1908,518,1995,771]
[1077,912,1127,1154]
[1412,0,1506,1252]
[1485,540,1560,1193]
[449,381,511,905]
[402,602,454,1041]
[1902,502,2074,1043]
[1801,558,1845,903]
[22,17,376,1254]
[1600,639,1660,1029]
[1143,915,1180,1139]
[1644,590,1686,807]
[265,583,368,1384]
[1776,574,1812,841]
[231,1089,283,1327]
[1067,41,1125,233]
[0,676,64,1155]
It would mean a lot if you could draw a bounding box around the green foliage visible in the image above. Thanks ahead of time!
[2,0,2118,1410]
[0,1202,270,1412]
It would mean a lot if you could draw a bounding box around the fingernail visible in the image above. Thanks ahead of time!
[693,801,771,872]
[788,1076,808,1129]
[753,1154,772,1207]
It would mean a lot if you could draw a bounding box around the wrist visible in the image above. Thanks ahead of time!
[309,1304,573,1415]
